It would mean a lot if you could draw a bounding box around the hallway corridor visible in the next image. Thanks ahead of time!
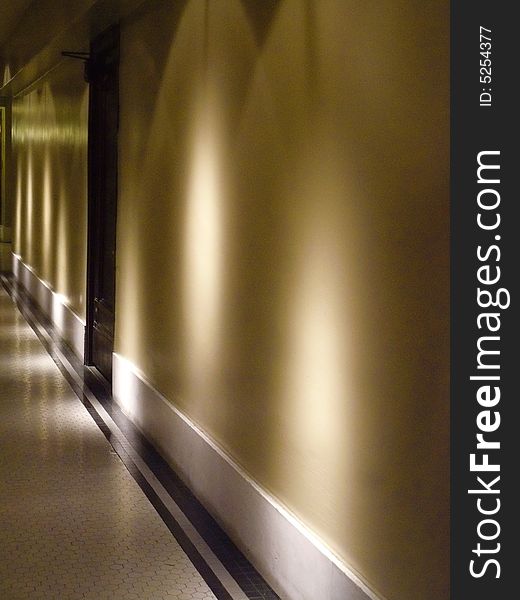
[0,2,450,598]
[0,279,278,600]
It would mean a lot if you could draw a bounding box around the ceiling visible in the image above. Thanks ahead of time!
[0,0,34,48]
[1,0,148,95]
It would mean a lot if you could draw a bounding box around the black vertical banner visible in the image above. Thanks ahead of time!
[452,3,519,599]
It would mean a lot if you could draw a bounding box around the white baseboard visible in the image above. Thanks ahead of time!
[12,253,85,358]
[10,249,382,600]
[113,352,382,600]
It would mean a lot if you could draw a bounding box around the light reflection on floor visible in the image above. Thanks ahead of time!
[0,285,217,600]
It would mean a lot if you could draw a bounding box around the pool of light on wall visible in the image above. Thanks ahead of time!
[183,105,224,397]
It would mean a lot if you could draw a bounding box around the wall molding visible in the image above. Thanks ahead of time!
[113,352,384,600]
[11,249,384,600]
[12,253,85,358]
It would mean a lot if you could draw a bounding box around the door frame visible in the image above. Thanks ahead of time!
[84,24,120,376]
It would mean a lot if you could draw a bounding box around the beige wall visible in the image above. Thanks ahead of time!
[12,60,88,318]
[116,2,449,599]
[8,1,449,598]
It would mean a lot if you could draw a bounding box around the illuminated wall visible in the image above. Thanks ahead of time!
[1,104,7,228]
[116,2,449,600]
[12,60,88,318]
[8,1,448,598]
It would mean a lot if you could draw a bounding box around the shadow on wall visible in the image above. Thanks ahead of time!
[115,2,449,600]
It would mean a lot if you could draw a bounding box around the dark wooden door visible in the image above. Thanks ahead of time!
[85,26,119,382]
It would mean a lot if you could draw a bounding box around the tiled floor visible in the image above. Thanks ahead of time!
[0,281,260,600]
